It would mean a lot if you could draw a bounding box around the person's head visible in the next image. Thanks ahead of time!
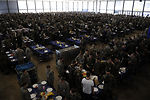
[86,71,90,78]
[22,70,27,74]
[105,69,111,75]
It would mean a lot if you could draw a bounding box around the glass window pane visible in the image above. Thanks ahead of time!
[107,1,114,14]
[93,1,96,12]
[69,1,73,11]
[124,1,133,11]
[8,1,18,10]
[115,0,123,14]
[134,1,144,11]
[57,1,63,12]
[97,1,100,12]
[27,1,35,10]
[43,1,50,10]
[88,1,93,12]
[83,1,87,11]
[0,1,7,10]
[78,1,82,11]
[51,1,56,12]
[100,1,107,13]
[144,1,150,12]
[74,1,78,11]
[18,1,27,10]
[62,1,68,12]
[36,1,43,10]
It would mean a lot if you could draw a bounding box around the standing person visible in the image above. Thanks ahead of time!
[102,70,115,100]
[20,82,31,100]
[81,72,94,100]
[20,70,31,87]
[57,77,70,100]
[46,65,54,88]
[69,88,82,100]
[25,45,32,61]
[15,47,25,64]
[56,57,65,76]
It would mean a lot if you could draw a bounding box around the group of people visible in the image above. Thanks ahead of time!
[55,32,150,100]
[0,13,150,49]
[0,12,150,100]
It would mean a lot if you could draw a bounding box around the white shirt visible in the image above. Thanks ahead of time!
[81,78,94,94]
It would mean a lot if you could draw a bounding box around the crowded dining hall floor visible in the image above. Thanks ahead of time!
[0,12,150,100]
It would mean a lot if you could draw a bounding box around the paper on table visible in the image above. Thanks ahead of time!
[98,84,104,89]
[27,88,32,92]
[30,93,36,99]
[41,81,47,85]
[56,96,62,100]
[94,87,98,92]
[47,88,53,92]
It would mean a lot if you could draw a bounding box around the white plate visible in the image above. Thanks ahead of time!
[44,50,48,53]
[32,84,38,88]
[11,59,16,62]
[65,45,68,47]
[66,70,69,74]
[7,54,11,56]
[9,56,13,59]
[102,81,104,84]
[27,88,32,92]
[47,88,53,92]
[30,93,36,99]
[82,69,86,72]
[94,87,98,92]
[56,96,62,100]
[41,81,47,85]
[6,51,9,54]
[98,85,104,89]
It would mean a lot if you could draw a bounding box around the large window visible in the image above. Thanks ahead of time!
[78,1,82,11]
[100,1,107,13]
[83,1,88,12]
[36,0,43,10]
[43,1,50,12]
[144,1,150,17]
[57,1,63,12]
[18,0,27,10]
[107,0,114,14]
[69,1,73,11]
[74,1,78,11]
[0,1,8,14]
[115,0,123,14]
[123,1,133,15]
[8,0,18,13]
[88,1,94,12]
[51,1,56,12]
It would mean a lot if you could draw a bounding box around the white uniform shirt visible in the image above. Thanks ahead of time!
[81,78,94,94]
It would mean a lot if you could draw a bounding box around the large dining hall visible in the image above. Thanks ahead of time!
[0,0,150,100]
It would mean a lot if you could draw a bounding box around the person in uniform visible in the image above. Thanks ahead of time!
[20,82,31,100]
[57,77,70,100]
[20,70,31,87]
[46,65,54,88]
[102,70,115,100]
[15,47,25,64]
